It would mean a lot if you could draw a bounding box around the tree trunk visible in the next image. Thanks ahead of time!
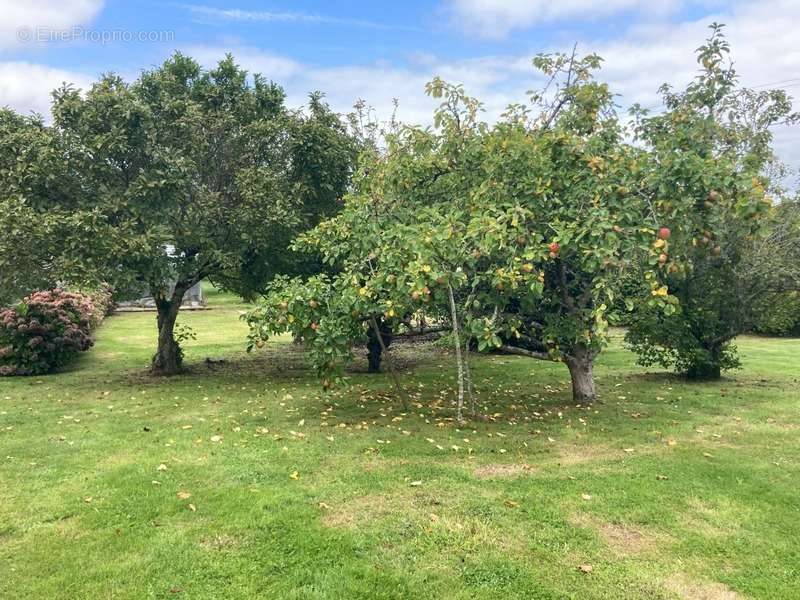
[447,284,466,424]
[686,363,721,380]
[151,283,189,376]
[686,342,724,380]
[368,316,408,410]
[564,343,597,403]
[366,318,392,373]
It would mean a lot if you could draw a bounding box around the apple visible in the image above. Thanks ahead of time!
[658,227,671,240]
[411,291,421,301]
[548,241,560,254]
[712,245,722,256]
[309,300,319,309]
[658,253,668,265]
[310,322,319,331]
[522,263,534,273]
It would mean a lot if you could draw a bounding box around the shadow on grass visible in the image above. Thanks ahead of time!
[118,338,449,388]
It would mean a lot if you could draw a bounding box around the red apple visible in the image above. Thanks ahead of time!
[658,227,671,240]
[548,241,560,254]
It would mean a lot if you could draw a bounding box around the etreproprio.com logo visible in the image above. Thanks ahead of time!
[16,26,175,44]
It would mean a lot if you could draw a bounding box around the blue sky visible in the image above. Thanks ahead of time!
[1,1,799,175]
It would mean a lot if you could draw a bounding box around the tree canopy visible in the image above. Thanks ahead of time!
[625,24,800,378]
[247,25,798,413]
[19,53,358,374]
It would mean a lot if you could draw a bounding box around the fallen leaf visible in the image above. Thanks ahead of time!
[187,504,196,512]
[409,480,422,487]
[289,471,299,480]
[578,564,593,574]
[84,496,93,503]
[656,474,668,481]
[176,491,192,500]
[504,499,519,508]
[157,463,168,471]
[210,435,222,443]
[317,502,331,510]
[581,493,592,501]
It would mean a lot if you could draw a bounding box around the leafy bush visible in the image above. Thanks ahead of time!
[753,292,800,337]
[0,289,101,376]
[626,305,741,380]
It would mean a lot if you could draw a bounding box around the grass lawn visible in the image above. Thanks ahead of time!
[1,287,798,599]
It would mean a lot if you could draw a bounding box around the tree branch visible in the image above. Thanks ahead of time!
[498,345,552,361]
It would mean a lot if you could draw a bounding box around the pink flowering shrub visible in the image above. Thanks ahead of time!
[0,289,98,376]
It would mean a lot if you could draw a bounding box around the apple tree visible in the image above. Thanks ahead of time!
[625,24,800,379]
[248,58,672,408]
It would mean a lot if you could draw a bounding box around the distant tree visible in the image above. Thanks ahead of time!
[625,24,800,379]
[46,53,357,374]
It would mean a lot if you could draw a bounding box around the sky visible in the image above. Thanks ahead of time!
[1,0,799,178]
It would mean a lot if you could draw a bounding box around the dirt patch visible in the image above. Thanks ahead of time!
[321,490,525,554]
[322,493,407,529]
[664,573,742,600]
[597,522,656,555]
[199,533,239,551]
[555,444,618,467]
[473,463,534,479]
[570,513,660,557]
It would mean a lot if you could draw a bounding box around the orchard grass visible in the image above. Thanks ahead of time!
[1,287,798,599]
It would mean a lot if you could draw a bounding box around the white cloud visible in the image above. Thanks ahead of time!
[0,0,104,48]
[183,45,303,80]
[181,4,421,32]
[2,0,798,177]
[446,0,681,38]
[0,62,93,116]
